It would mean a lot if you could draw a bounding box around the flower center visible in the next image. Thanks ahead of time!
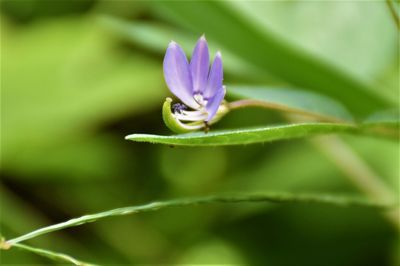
[170,93,210,123]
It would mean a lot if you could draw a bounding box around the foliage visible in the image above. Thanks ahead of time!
[1,1,399,265]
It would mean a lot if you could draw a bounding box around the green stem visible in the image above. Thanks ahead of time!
[4,192,394,246]
[385,0,400,30]
[228,99,347,123]
[3,242,97,266]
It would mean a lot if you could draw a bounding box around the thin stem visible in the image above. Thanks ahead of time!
[6,242,97,266]
[386,0,400,30]
[4,192,394,246]
[312,135,400,231]
[228,99,347,123]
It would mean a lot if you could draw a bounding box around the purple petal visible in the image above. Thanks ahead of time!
[190,35,209,94]
[206,86,225,121]
[204,51,223,99]
[163,41,199,109]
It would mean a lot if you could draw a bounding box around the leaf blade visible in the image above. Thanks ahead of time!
[6,192,394,245]
[126,123,357,146]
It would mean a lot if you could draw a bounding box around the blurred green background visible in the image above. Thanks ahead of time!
[1,0,399,265]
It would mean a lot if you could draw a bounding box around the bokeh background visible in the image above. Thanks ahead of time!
[1,1,399,265]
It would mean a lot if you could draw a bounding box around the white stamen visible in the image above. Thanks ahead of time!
[173,116,204,130]
[181,110,206,116]
[174,112,208,121]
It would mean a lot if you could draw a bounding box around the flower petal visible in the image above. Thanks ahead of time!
[190,35,209,94]
[163,41,199,109]
[206,86,226,121]
[204,51,223,99]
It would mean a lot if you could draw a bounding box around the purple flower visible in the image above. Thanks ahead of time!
[163,35,226,131]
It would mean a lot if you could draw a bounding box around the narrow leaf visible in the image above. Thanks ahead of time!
[8,243,97,266]
[5,192,394,245]
[126,123,358,146]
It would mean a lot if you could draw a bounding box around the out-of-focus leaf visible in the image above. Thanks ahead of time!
[229,1,397,84]
[126,123,358,146]
[341,136,400,192]
[159,146,227,194]
[1,0,94,22]
[2,18,163,138]
[222,142,347,195]
[99,16,269,81]
[153,2,392,117]
[177,239,246,264]
[228,86,353,122]
[1,17,163,179]
[0,185,93,262]
[360,109,400,139]
[2,134,132,180]
[363,109,400,127]
[375,63,400,105]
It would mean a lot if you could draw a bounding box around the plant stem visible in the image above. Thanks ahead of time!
[385,0,400,30]
[4,242,97,266]
[228,99,346,123]
[4,192,394,246]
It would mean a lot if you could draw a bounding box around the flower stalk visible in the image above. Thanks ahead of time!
[227,99,348,123]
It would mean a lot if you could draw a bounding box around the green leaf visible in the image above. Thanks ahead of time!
[1,17,164,179]
[153,2,392,117]
[8,243,97,266]
[363,109,400,127]
[126,123,359,146]
[228,86,353,122]
[127,88,397,146]
[361,109,399,138]
[5,192,394,246]
[228,2,397,84]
